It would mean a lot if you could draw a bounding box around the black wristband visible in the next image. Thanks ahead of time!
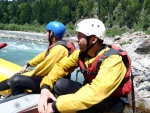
[41,84,50,90]
[26,63,30,67]
[52,101,58,112]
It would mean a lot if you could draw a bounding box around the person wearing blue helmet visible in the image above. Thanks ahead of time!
[46,21,66,44]
[0,21,76,96]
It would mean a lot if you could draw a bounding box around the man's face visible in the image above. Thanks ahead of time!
[76,32,87,52]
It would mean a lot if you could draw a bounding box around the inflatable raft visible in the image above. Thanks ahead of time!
[0,93,39,113]
[0,58,22,96]
[0,59,40,113]
[0,42,7,49]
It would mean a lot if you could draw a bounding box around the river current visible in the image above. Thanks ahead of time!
[0,37,84,83]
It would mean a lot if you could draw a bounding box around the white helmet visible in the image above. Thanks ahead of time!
[76,18,106,39]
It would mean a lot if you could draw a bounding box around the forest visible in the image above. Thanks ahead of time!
[0,0,149,36]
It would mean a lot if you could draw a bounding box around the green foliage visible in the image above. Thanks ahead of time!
[66,22,76,36]
[31,19,40,26]
[0,0,149,36]
[106,27,131,37]
[0,23,45,33]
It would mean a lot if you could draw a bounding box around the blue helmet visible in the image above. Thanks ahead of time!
[46,21,66,39]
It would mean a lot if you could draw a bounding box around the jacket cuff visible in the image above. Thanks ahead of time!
[26,63,30,67]
[41,84,50,90]
[52,101,58,112]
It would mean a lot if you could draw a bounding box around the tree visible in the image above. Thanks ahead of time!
[0,0,9,23]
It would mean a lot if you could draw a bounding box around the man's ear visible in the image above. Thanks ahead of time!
[92,36,98,44]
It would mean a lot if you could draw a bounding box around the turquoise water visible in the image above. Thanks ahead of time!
[0,38,84,83]
[0,38,47,66]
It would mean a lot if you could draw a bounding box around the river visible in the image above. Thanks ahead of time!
[0,37,84,83]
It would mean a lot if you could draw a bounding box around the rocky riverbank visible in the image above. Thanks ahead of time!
[0,30,77,43]
[0,30,150,113]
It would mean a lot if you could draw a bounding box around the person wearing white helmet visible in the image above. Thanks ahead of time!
[0,21,76,96]
[38,18,131,113]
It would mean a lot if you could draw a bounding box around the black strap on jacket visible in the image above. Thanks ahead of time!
[131,71,135,113]
[96,47,121,74]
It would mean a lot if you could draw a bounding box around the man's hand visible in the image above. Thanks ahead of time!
[19,65,27,73]
[46,103,55,113]
[38,88,56,113]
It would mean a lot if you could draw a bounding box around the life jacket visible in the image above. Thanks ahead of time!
[79,44,131,96]
[44,40,76,59]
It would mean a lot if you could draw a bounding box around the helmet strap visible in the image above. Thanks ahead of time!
[85,36,96,53]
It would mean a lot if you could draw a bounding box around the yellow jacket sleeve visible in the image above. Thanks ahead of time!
[40,50,80,90]
[25,45,69,77]
[41,49,127,112]
[28,50,45,67]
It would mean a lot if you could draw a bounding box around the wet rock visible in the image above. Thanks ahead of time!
[135,38,150,54]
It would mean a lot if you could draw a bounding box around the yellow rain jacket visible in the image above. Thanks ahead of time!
[24,45,69,77]
[41,47,127,113]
